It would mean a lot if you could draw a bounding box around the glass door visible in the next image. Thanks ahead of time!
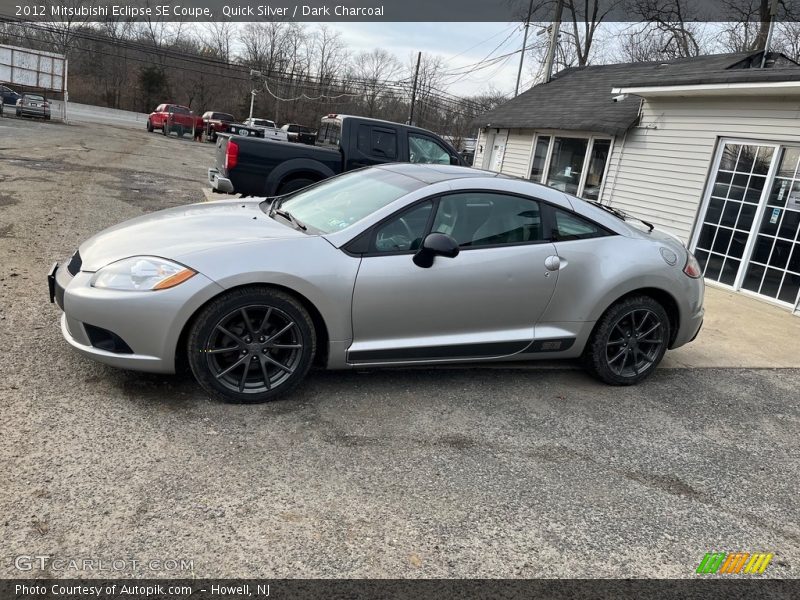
[694,142,775,286]
[741,147,800,306]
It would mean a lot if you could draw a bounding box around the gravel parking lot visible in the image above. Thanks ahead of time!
[1,115,799,579]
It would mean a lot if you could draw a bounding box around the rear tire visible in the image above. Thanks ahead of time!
[583,296,670,386]
[176,125,185,138]
[187,287,316,404]
[278,177,316,195]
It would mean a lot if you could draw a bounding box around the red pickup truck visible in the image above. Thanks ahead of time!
[146,104,203,138]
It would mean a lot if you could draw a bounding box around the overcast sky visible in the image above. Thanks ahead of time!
[326,22,527,96]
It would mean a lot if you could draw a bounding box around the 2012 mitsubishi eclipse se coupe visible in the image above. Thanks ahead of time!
[48,164,704,403]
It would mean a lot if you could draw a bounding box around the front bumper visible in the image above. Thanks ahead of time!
[208,167,235,194]
[49,261,224,373]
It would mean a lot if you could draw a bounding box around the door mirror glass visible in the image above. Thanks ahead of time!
[413,233,460,268]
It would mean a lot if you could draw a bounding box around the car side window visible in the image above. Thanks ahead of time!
[372,201,433,253]
[432,193,543,248]
[408,133,451,165]
[552,208,609,241]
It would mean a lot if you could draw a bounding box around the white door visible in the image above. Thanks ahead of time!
[483,130,507,172]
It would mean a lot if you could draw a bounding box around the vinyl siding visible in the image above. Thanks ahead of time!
[473,128,534,176]
[601,96,800,242]
[498,129,535,177]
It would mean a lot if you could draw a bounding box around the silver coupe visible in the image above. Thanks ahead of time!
[49,164,704,403]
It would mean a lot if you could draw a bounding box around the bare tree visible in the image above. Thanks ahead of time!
[199,22,235,62]
[627,0,707,58]
[774,20,800,61]
[408,53,447,127]
[563,0,624,66]
[718,0,800,53]
[349,48,402,117]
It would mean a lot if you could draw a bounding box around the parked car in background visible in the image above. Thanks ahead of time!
[147,104,202,137]
[1,84,21,107]
[16,93,50,120]
[281,123,316,145]
[209,114,466,196]
[50,164,705,403]
[243,117,288,142]
[202,111,236,141]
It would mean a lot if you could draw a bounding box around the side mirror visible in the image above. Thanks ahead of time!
[413,233,460,268]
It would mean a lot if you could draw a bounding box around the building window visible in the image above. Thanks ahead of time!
[546,137,589,195]
[528,134,611,200]
[693,140,800,310]
[583,139,611,201]
[529,136,550,181]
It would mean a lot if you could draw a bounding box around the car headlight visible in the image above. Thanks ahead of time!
[90,257,196,291]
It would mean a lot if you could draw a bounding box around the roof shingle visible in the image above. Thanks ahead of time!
[475,51,800,136]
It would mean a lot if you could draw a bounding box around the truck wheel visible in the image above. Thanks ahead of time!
[278,178,316,195]
[162,123,169,136]
[146,120,153,132]
[176,125,185,138]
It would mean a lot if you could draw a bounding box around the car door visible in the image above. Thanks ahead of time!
[348,191,560,363]
[408,132,459,166]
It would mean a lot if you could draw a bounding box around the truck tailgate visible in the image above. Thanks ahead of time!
[215,134,230,173]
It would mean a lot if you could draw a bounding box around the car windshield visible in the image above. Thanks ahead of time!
[215,113,234,121]
[272,169,425,234]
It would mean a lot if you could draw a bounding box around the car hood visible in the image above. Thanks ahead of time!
[78,199,307,271]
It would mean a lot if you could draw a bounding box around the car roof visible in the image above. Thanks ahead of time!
[373,163,510,185]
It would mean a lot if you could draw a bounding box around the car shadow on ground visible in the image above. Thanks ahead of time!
[98,361,598,413]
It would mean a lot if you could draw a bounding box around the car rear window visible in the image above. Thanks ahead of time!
[214,113,234,121]
[27,95,44,101]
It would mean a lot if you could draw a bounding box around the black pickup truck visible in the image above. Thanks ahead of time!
[208,114,467,196]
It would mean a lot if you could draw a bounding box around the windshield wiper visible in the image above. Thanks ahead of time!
[590,201,654,232]
[273,208,307,231]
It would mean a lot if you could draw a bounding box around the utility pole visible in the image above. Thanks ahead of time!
[543,0,564,84]
[760,0,781,68]
[408,51,421,126]
[248,89,256,121]
[514,0,534,96]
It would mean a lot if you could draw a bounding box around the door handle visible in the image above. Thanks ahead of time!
[544,255,561,271]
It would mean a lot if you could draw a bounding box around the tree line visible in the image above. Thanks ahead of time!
[0,18,506,149]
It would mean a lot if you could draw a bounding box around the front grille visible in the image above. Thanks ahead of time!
[66,251,82,275]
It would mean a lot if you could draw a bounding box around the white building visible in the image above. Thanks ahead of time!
[474,51,800,314]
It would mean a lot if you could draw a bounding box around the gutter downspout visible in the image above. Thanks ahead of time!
[604,98,643,205]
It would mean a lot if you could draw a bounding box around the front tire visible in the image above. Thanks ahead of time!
[146,119,154,132]
[187,287,316,403]
[583,296,669,386]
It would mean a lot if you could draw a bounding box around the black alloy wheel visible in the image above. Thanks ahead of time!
[188,287,316,403]
[584,296,670,385]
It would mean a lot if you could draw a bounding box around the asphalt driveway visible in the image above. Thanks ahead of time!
[0,115,798,579]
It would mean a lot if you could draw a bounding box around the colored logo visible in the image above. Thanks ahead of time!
[696,552,773,574]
